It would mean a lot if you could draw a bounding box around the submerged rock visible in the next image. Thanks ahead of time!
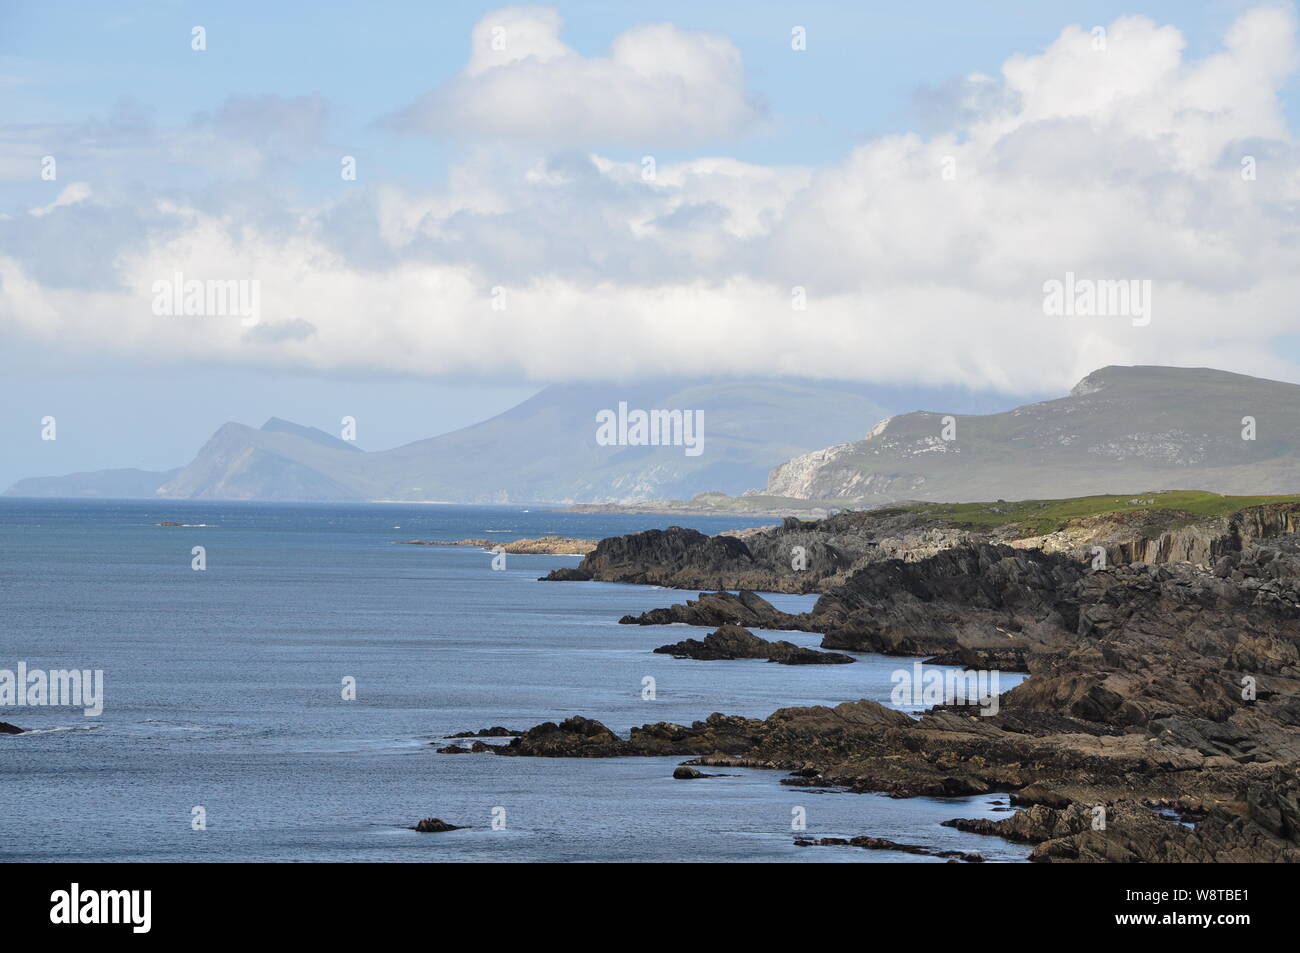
[447,726,522,738]
[795,835,983,862]
[434,740,498,753]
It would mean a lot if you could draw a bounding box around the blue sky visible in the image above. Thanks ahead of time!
[5,1,1287,186]
[2,1,1299,484]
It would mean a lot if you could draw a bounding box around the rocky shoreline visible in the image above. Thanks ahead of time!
[542,500,1300,593]
[475,501,1300,862]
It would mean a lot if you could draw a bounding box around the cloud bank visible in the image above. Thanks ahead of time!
[2,5,1300,395]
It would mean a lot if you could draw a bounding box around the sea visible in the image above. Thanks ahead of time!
[0,499,1030,863]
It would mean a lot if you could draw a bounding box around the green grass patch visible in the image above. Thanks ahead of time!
[894,490,1300,537]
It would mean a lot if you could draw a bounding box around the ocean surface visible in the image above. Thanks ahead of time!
[0,499,1029,862]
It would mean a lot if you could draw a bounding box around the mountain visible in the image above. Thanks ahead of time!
[3,467,182,500]
[152,379,899,503]
[765,366,1300,503]
[11,378,980,503]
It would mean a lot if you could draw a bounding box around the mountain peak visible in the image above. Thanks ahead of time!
[768,364,1300,503]
[260,417,362,453]
[1068,365,1236,398]
[1069,367,1121,397]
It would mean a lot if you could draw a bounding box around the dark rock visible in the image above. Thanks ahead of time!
[489,531,1300,862]
[495,716,629,758]
[795,835,984,862]
[434,740,498,753]
[538,510,976,593]
[0,722,24,735]
[924,645,1031,672]
[813,543,1082,656]
[653,624,854,664]
[411,817,465,833]
[673,766,704,779]
[620,589,802,630]
[542,526,758,588]
[539,567,592,582]
[447,726,521,738]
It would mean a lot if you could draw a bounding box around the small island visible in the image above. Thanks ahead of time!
[393,536,597,555]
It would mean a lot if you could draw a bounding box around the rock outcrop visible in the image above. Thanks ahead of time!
[411,817,465,833]
[653,625,854,664]
[542,514,976,593]
[447,726,522,738]
[545,526,766,589]
[434,740,499,753]
[620,589,802,629]
[469,530,1300,862]
[810,543,1082,656]
[795,835,984,862]
[544,493,1300,598]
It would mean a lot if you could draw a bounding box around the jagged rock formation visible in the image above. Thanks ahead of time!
[944,774,1300,862]
[810,543,1083,656]
[653,625,855,664]
[546,498,1300,599]
[543,515,975,593]
[446,727,522,738]
[557,526,768,588]
[619,589,800,629]
[466,530,1300,862]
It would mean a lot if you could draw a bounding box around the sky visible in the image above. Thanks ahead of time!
[2,0,1299,485]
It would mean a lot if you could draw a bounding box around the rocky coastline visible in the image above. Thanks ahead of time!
[483,499,1300,862]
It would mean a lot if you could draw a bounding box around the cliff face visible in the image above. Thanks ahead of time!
[543,511,980,593]
[1019,502,1300,568]
[765,365,1300,503]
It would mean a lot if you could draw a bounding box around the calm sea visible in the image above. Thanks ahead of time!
[0,499,1028,862]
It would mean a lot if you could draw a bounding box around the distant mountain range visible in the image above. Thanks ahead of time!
[15,366,1291,506]
[765,365,1300,502]
[9,378,1007,503]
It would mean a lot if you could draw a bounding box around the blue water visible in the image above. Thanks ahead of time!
[0,499,1029,862]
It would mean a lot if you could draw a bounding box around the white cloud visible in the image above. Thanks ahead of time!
[3,6,1300,397]
[383,4,764,146]
[29,182,91,217]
